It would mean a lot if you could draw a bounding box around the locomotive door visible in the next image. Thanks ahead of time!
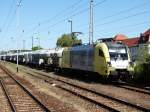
[94,47,107,75]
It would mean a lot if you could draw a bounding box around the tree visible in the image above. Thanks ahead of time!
[134,53,150,86]
[32,46,43,51]
[56,34,82,47]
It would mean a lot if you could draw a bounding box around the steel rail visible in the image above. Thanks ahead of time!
[56,83,120,112]
[114,85,150,95]
[23,70,149,112]
[117,81,150,92]
[3,62,150,112]
[30,70,150,112]
[0,64,51,112]
[26,71,119,112]
[0,79,17,112]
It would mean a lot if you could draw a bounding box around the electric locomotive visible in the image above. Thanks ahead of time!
[61,41,134,79]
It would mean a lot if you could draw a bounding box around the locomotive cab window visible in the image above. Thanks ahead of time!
[99,49,104,57]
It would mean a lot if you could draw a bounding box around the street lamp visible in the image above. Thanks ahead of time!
[68,20,73,37]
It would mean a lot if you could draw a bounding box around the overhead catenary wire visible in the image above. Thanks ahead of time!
[28,0,150,46]
[40,0,84,25]
[25,0,84,34]
[0,0,20,50]
[21,0,107,50]
[93,20,150,38]
[41,0,106,31]
[79,9,150,35]
[97,20,150,32]
[2,0,23,41]
[6,0,22,31]
[75,1,150,31]
[1,0,15,32]
[3,0,150,50]
[0,0,16,40]
[99,0,150,20]
[95,10,150,27]
[26,0,107,36]
[46,0,150,35]
[79,16,150,42]
[35,0,150,44]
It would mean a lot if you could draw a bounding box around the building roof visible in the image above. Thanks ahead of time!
[139,28,150,43]
[113,28,150,47]
[143,28,150,37]
[122,37,139,47]
[114,34,128,41]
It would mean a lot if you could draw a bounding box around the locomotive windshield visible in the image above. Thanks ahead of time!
[109,47,128,60]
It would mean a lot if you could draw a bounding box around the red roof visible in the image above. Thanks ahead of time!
[122,37,139,47]
[139,28,150,43]
[114,34,128,41]
[143,28,150,36]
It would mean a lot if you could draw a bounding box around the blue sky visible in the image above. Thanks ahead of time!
[0,0,150,51]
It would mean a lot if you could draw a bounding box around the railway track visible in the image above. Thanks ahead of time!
[113,82,150,95]
[0,65,51,112]
[20,67,150,112]
[6,62,150,94]
[0,79,12,112]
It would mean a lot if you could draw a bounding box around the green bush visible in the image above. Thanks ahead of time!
[134,55,150,85]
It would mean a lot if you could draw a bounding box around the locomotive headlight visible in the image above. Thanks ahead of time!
[107,62,112,67]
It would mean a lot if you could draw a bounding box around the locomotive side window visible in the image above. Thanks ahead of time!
[99,49,104,57]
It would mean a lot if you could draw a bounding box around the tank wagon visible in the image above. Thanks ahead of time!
[26,50,54,67]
